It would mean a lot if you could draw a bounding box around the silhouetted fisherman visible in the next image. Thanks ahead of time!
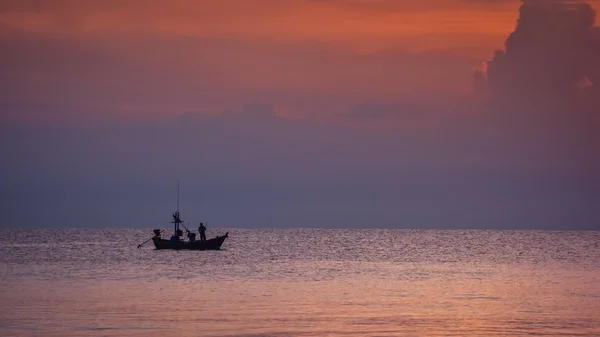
[198,223,206,242]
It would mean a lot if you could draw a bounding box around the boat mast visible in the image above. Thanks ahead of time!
[174,179,180,237]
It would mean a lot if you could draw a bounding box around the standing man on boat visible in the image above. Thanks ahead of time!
[198,223,207,242]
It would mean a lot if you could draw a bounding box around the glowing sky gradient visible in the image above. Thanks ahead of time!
[1,0,526,123]
[1,1,599,228]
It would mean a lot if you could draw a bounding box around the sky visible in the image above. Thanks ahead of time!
[1,0,599,229]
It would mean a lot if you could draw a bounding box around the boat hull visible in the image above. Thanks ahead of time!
[152,232,228,250]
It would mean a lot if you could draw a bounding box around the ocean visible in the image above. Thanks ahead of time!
[0,228,599,336]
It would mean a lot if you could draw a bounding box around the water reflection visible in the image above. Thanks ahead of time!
[0,229,599,336]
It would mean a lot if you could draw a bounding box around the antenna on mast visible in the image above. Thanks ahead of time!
[177,178,180,212]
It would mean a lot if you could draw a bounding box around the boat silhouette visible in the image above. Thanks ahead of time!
[138,180,228,250]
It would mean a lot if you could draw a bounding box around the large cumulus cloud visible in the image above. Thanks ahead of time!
[482,0,600,106]
[467,0,600,167]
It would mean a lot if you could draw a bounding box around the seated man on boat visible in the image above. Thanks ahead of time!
[187,231,196,243]
[198,223,206,242]
[170,229,183,242]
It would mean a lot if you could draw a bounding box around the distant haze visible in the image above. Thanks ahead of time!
[1,0,599,229]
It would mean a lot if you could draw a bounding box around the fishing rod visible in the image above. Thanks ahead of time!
[180,221,191,233]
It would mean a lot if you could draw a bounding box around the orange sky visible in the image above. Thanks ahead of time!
[0,0,520,52]
[0,0,559,122]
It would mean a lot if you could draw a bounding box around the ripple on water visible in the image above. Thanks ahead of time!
[0,228,599,337]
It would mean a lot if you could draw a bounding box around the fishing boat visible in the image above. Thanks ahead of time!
[151,228,229,250]
[137,181,228,250]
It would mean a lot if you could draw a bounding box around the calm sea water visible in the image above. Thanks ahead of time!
[0,228,599,337]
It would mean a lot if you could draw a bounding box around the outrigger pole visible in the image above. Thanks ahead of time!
[137,237,153,248]
[137,229,163,248]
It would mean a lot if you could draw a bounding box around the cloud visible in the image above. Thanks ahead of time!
[240,103,277,119]
[432,0,600,224]
[337,100,430,119]
[484,0,600,104]
[332,99,455,132]
[586,26,600,83]
[468,0,600,156]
